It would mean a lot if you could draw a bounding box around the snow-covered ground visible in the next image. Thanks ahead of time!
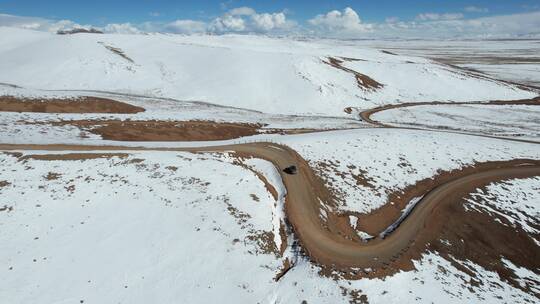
[465,177,540,239]
[2,151,538,304]
[371,104,540,142]
[462,63,540,87]
[282,128,540,213]
[1,114,538,216]
[0,151,287,303]
[0,27,535,117]
[351,39,540,87]
[0,84,366,141]
[1,26,539,303]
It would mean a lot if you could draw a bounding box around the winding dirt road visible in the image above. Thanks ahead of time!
[359,97,540,128]
[2,142,539,273]
[2,87,540,278]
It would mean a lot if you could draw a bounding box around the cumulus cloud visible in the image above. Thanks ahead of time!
[103,23,141,34]
[228,6,256,16]
[464,6,489,13]
[308,7,373,36]
[374,11,540,39]
[0,13,85,33]
[251,12,288,31]
[416,13,464,21]
[209,15,246,32]
[2,7,540,39]
[209,6,294,33]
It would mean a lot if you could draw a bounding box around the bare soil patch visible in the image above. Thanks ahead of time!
[325,57,384,91]
[45,172,62,180]
[98,42,134,63]
[2,142,539,296]
[316,160,540,297]
[351,159,540,236]
[0,96,144,114]
[345,169,540,296]
[20,153,129,161]
[274,258,293,281]
[0,205,13,212]
[49,120,267,142]
[0,180,10,188]
[225,151,279,200]
[426,190,540,297]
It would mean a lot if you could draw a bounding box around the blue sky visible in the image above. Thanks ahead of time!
[1,0,538,25]
[1,0,540,38]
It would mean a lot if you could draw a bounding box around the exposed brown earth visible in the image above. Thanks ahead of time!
[20,153,129,161]
[428,186,540,297]
[274,258,293,282]
[0,180,11,188]
[98,42,135,63]
[2,142,539,297]
[350,159,540,236]
[48,120,267,141]
[225,151,280,200]
[325,57,384,91]
[45,172,62,180]
[0,96,145,114]
[1,63,538,299]
[23,119,326,142]
[2,86,540,295]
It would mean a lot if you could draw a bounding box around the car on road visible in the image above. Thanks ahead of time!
[283,165,298,175]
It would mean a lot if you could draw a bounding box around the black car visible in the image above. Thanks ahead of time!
[283,165,298,175]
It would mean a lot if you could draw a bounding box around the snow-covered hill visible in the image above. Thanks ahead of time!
[2,151,538,303]
[0,27,535,116]
[1,26,539,304]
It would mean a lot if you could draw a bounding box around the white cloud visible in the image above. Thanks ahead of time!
[209,15,245,32]
[0,13,85,33]
[149,12,160,17]
[2,8,540,39]
[209,6,294,33]
[308,7,373,35]
[165,20,207,34]
[464,6,489,13]
[228,7,256,16]
[251,12,291,31]
[416,13,464,21]
[374,11,540,39]
[103,23,141,34]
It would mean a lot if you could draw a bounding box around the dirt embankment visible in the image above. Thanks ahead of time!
[324,160,540,294]
[50,120,268,141]
[19,153,130,161]
[317,162,540,297]
[349,159,540,236]
[325,57,383,91]
[0,96,145,114]
[25,118,323,142]
[1,142,539,296]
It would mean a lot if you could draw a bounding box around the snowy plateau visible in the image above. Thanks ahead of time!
[0,27,539,304]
